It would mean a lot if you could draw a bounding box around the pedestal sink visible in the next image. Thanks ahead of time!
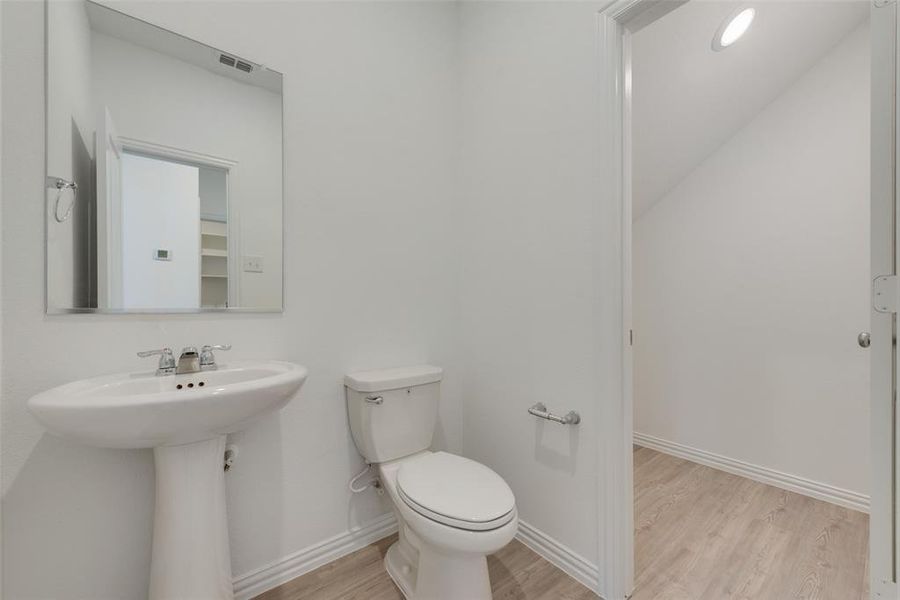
[27,360,308,600]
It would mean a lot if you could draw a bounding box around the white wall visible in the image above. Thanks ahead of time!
[634,25,870,497]
[458,0,617,571]
[631,2,868,217]
[0,3,5,593]
[121,153,200,310]
[2,2,461,598]
[4,1,630,597]
[200,167,227,222]
[46,0,95,309]
[90,30,283,309]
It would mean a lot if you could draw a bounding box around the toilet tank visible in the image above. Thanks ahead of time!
[345,365,442,464]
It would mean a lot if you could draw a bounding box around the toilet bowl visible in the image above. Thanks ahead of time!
[378,452,518,599]
[345,366,517,600]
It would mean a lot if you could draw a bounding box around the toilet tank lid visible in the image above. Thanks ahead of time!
[345,365,443,392]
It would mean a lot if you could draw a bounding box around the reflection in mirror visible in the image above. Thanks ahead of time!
[46,0,283,313]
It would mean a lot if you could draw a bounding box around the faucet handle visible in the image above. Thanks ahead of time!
[137,347,171,358]
[137,348,176,375]
[203,344,232,352]
[200,344,231,370]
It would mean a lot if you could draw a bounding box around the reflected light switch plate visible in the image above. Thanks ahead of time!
[242,256,264,273]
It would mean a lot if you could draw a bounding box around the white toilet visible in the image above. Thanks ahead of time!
[345,365,518,600]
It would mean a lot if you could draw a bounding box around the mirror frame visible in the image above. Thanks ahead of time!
[44,0,285,314]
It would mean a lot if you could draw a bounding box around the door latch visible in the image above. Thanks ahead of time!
[874,275,899,313]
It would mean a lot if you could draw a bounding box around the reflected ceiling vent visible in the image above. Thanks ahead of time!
[219,53,253,74]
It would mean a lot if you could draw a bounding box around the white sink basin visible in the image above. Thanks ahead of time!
[28,360,307,448]
[27,360,308,600]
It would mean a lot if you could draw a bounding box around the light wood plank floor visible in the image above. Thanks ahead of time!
[254,534,597,600]
[633,446,869,600]
[256,448,869,600]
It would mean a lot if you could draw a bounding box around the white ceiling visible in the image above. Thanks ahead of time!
[632,1,868,218]
[86,1,282,93]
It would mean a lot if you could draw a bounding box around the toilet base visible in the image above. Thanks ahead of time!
[384,541,416,599]
[384,537,492,600]
[416,546,491,600]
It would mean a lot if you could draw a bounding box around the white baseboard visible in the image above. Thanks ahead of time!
[516,520,601,593]
[232,513,399,600]
[233,437,859,600]
[232,513,601,600]
[633,432,869,514]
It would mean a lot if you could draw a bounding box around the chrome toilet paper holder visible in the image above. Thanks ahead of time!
[527,402,580,425]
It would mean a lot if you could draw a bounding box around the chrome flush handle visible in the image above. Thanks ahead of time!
[365,395,384,405]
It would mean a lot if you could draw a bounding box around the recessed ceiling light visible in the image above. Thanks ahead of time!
[712,7,755,52]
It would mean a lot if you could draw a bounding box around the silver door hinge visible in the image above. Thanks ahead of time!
[874,275,899,313]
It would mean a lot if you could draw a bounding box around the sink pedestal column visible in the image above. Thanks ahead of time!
[149,435,234,600]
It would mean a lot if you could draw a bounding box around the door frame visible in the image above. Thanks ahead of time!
[595,2,687,598]
[871,2,900,598]
[115,137,241,308]
[598,1,899,599]
[95,107,123,309]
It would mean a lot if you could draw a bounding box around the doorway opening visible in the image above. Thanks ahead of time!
[624,2,874,598]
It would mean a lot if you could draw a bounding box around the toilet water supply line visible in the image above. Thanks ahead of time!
[349,463,383,495]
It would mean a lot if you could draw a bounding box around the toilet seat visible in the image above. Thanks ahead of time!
[396,452,516,532]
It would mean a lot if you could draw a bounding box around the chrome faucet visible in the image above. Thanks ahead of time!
[138,344,230,376]
[200,344,231,370]
[176,347,200,374]
[137,348,176,375]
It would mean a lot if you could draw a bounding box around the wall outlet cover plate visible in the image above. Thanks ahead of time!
[242,256,264,273]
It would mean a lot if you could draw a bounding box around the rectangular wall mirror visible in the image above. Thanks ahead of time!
[46,1,283,313]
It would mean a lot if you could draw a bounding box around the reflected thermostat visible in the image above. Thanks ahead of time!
[153,249,172,261]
